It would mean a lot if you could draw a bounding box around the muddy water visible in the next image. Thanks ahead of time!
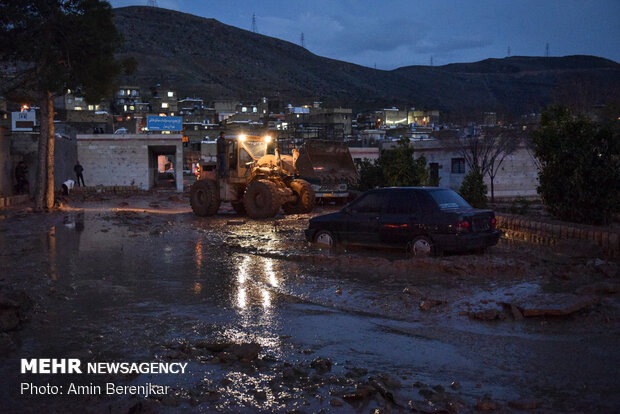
[0,204,619,413]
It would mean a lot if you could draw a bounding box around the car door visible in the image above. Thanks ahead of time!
[342,191,387,245]
[378,190,421,245]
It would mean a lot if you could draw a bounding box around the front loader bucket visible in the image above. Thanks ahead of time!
[295,140,359,185]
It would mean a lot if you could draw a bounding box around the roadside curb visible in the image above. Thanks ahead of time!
[496,213,619,257]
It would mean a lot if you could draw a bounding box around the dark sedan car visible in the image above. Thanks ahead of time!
[305,187,500,256]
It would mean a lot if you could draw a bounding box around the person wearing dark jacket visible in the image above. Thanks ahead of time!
[216,132,228,178]
[15,161,28,194]
[74,161,85,186]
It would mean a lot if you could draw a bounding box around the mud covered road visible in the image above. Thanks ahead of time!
[0,193,619,413]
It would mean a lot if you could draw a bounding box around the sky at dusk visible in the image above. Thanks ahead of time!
[109,0,620,70]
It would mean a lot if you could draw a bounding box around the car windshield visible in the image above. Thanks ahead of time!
[242,141,267,160]
[430,189,471,210]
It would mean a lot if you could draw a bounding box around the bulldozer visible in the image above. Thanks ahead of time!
[190,134,316,219]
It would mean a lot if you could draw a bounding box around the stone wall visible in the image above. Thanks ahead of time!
[496,214,619,258]
[77,134,183,191]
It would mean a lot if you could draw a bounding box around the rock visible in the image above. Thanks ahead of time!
[226,220,246,225]
[419,299,444,311]
[0,308,19,331]
[215,352,237,363]
[475,397,498,411]
[194,340,233,352]
[508,398,541,410]
[329,398,344,407]
[377,373,401,389]
[345,367,368,378]
[229,342,261,361]
[431,384,444,393]
[220,378,232,386]
[310,357,332,374]
[516,293,598,317]
[468,308,504,321]
[254,390,267,400]
[118,202,129,207]
[510,304,524,320]
[450,381,461,390]
[335,288,342,295]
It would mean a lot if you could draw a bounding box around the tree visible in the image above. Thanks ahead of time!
[354,138,428,190]
[533,106,620,225]
[457,127,519,203]
[0,0,126,210]
[459,170,488,208]
[380,138,428,187]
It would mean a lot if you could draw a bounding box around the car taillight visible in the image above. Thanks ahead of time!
[491,217,496,229]
[456,220,470,233]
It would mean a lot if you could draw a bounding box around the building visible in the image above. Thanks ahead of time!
[77,133,183,191]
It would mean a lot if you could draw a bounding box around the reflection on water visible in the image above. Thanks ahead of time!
[194,240,204,274]
[226,254,284,350]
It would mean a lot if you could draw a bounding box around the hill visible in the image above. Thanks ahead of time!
[113,6,620,117]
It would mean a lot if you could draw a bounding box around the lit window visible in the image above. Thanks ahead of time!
[74,106,82,111]
[170,112,174,116]
[167,91,174,98]
[252,107,257,113]
[67,98,73,104]
[88,105,94,110]
[162,102,169,109]
[132,90,137,96]
[123,105,127,112]
[126,90,131,95]
[119,90,125,96]
[75,96,83,102]
[129,105,135,111]
[242,107,247,112]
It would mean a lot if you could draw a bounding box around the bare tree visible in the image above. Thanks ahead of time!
[457,126,521,203]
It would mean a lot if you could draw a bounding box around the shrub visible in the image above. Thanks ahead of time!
[533,106,620,225]
[459,170,488,208]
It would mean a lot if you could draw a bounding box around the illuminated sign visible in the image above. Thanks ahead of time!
[147,116,182,131]
[12,110,37,131]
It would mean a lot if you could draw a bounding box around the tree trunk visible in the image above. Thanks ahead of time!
[490,175,495,204]
[35,93,49,210]
[44,91,55,210]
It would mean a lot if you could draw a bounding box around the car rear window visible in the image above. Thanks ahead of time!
[429,189,471,210]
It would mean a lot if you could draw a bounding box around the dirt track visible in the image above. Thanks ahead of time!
[0,192,618,413]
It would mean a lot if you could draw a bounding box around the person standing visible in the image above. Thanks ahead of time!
[74,161,85,186]
[15,161,29,194]
[216,131,228,178]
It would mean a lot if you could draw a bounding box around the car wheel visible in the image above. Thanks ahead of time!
[409,235,434,257]
[314,230,335,247]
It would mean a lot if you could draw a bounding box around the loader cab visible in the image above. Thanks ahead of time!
[225,134,272,180]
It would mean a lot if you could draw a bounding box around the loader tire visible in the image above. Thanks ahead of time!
[190,179,220,217]
[283,179,316,214]
[231,201,246,215]
[243,179,281,219]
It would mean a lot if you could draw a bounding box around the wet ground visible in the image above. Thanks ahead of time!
[0,192,619,413]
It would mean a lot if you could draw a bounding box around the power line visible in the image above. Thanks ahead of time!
[251,13,257,33]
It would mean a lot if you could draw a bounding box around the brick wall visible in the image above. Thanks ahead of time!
[77,134,183,191]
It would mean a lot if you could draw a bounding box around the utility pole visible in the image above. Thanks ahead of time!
[146,0,157,6]
[300,32,305,49]
[430,56,433,66]
[251,13,257,33]
[545,42,550,57]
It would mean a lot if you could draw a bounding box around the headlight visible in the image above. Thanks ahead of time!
[264,135,272,143]
[238,134,246,142]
